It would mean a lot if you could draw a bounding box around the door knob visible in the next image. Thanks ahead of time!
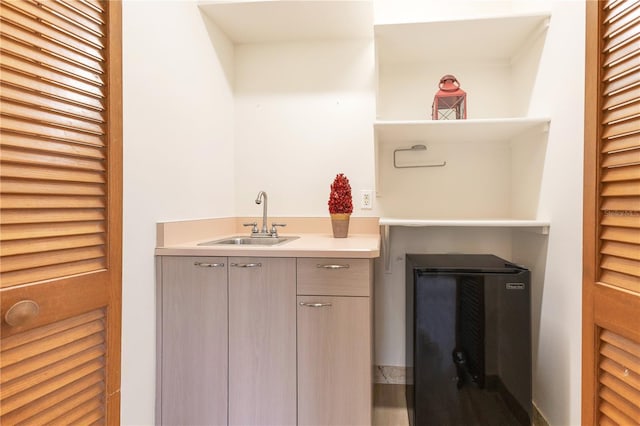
[5,300,40,327]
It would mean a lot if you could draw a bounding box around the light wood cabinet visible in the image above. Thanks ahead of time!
[158,256,228,426]
[158,255,373,426]
[296,258,373,425]
[228,257,297,426]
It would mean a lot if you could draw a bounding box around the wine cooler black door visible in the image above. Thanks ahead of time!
[406,254,531,426]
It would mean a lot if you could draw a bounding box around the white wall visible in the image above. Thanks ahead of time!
[121,1,584,425]
[233,40,376,217]
[122,2,234,424]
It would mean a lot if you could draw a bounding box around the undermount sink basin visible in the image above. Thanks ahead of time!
[198,236,299,246]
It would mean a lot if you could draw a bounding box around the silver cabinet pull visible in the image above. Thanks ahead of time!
[194,262,225,268]
[317,264,350,269]
[299,302,332,308]
[231,263,262,268]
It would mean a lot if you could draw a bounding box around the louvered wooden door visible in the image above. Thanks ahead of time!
[0,0,122,424]
[583,0,640,424]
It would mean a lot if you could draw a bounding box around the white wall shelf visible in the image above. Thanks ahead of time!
[380,218,550,271]
[375,117,550,144]
[198,1,373,44]
[375,12,550,64]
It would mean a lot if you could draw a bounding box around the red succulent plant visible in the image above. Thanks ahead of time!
[328,173,353,214]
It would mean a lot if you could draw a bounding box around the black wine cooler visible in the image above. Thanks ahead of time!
[406,254,532,426]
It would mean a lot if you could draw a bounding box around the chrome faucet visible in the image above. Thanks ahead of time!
[245,191,286,238]
[255,190,269,235]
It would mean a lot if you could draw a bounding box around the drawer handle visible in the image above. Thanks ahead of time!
[317,264,349,269]
[231,263,262,268]
[194,262,225,268]
[299,302,332,308]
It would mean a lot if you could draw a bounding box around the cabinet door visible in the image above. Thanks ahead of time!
[298,295,372,426]
[229,257,296,426]
[159,256,227,426]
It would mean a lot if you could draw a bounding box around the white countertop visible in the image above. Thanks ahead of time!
[155,232,380,259]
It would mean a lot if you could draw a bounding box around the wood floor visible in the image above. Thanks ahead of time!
[373,384,409,426]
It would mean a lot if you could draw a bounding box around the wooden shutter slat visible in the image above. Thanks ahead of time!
[605,0,640,24]
[602,329,640,358]
[602,163,640,181]
[600,400,637,425]
[604,3,640,38]
[600,414,617,426]
[602,100,640,123]
[0,3,104,67]
[600,270,640,293]
[35,0,105,38]
[601,357,640,394]
[0,370,103,425]
[601,226,640,244]
[3,0,105,50]
[604,69,640,96]
[49,395,104,425]
[602,180,640,196]
[601,214,640,229]
[59,0,105,24]
[1,133,105,160]
[0,179,105,196]
[0,234,105,256]
[0,357,105,415]
[0,194,105,209]
[601,117,640,139]
[1,99,105,135]
[0,209,105,225]
[0,68,103,112]
[601,240,640,261]
[604,19,640,52]
[0,36,104,88]
[1,85,105,124]
[604,84,640,110]
[0,245,105,273]
[0,258,105,288]
[601,147,640,167]
[603,55,640,82]
[605,0,623,10]
[1,327,105,371]
[0,309,104,350]
[80,0,104,14]
[0,314,104,368]
[19,382,104,426]
[603,33,640,66]
[0,146,105,171]
[602,133,640,153]
[0,116,104,147]
[601,196,640,211]
[600,387,640,423]
[0,163,105,184]
[1,334,104,383]
[601,254,640,278]
[73,407,105,425]
[600,369,640,404]
[1,343,105,399]
[41,0,105,31]
[0,51,104,99]
[0,221,105,241]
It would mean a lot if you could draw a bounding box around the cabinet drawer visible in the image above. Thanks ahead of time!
[297,258,371,296]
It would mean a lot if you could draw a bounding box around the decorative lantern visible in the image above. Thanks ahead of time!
[432,74,467,120]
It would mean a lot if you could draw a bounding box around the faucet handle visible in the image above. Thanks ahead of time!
[243,222,259,233]
[270,223,286,237]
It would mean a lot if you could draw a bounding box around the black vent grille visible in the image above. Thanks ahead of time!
[456,277,485,387]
